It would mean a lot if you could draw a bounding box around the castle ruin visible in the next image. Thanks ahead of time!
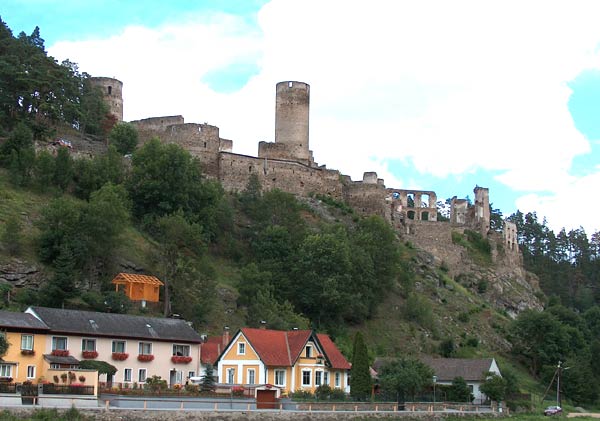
[91,76,519,258]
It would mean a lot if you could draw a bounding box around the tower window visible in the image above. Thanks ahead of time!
[108,86,112,95]
[288,82,293,88]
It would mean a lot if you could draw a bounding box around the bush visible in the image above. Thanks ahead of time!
[289,390,314,401]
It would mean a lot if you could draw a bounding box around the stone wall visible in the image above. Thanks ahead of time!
[343,181,389,220]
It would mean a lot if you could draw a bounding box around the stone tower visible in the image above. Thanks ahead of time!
[274,81,310,163]
[474,186,490,234]
[89,77,123,122]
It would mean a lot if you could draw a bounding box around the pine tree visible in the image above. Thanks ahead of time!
[350,332,372,401]
[1,214,22,255]
[201,363,216,392]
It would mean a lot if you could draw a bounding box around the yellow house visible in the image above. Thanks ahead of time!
[216,328,350,397]
[0,310,48,383]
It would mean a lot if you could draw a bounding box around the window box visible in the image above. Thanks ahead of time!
[137,354,154,362]
[51,350,69,357]
[171,356,192,364]
[112,352,129,361]
[82,351,98,359]
[21,349,35,356]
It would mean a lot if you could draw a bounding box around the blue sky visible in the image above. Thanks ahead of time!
[2,0,600,233]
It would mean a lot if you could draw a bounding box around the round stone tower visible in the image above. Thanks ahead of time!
[89,77,123,121]
[275,81,310,162]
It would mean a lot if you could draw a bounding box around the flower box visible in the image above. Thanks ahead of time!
[82,350,98,359]
[51,350,69,357]
[112,352,129,361]
[137,354,155,362]
[171,356,192,364]
[21,349,35,356]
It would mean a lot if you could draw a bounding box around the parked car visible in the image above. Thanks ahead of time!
[544,406,562,416]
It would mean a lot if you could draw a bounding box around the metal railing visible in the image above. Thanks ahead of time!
[42,384,95,396]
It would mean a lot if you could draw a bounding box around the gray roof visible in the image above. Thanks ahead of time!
[44,355,80,365]
[421,357,495,382]
[373,357,495,382]
[0,310,49,331]
[28,307,203,343]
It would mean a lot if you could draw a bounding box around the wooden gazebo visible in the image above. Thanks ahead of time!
[111,273,164,305]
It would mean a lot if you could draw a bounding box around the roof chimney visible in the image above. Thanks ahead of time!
[260,320,267,330]
[222,326,230,348]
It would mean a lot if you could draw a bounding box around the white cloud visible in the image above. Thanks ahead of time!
[47,0,600,232]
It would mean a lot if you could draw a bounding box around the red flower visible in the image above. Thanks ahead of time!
[82,351,98,359]
[111,352,129,361]
[171,355,192,364]
[51,350,69,357]
[137,354,155,362]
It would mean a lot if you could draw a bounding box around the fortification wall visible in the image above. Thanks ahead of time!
[405,221,466,270]
[219,153,344,199]
[343,182,389,220]
[131,116,185,132]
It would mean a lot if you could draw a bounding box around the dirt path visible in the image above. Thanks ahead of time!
[568,413,600,418]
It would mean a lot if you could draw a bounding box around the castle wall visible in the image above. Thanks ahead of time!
[218,153,344,199]
[404,221,465,269]
[131,116,185,132]
[386,188,438,223]
[343,182,389,220]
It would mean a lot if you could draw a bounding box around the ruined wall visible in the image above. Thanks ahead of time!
[387,189,438,223]
[503,221,519,254]
[343,173,389,220]
[474,187,490,234]
[89,77,123,121]
[219,153,344,199]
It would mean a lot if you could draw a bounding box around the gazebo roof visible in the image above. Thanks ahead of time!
[111,273,164,286]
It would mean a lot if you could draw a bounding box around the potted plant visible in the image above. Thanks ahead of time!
[21,349,35,356]
[171,356,192,364]
[112,352,129,361]
[51,350,69,357]
[82,350,98,359]
[53,375,59,384]
[137,354,154,362]
[79,375,86,383]
[60,373,68,383]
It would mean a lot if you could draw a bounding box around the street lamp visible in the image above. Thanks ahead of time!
[433,375,437,411]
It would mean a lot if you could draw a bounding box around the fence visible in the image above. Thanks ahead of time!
[0,383,17,393]
[42,384,95,396]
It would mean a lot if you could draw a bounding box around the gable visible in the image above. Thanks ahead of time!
[221,332,260,361]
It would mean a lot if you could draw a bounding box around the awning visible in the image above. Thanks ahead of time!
[43,355,80,365]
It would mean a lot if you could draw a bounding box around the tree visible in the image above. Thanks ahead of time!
[439,338,456,358]
[53,147,74,192]
[447,377,474,402]
[78,360,117,378]
[0,334,9,358]
[479,373,507,402]
[38,243,79,307]
[33,150,56,192]
[350,332,372,401]
[1,214,22,256]
[378,358,434,402]
[200,364,216,392]
[109,122,138,155]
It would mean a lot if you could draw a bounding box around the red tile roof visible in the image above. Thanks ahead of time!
[317,333,351,369]
[111,273,164,286]
[200,339,222,365]
[238,328,350,370]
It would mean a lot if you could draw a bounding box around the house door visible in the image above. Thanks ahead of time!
[256,390,277,409]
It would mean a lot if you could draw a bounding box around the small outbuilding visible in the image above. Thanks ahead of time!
[111,273,163,305]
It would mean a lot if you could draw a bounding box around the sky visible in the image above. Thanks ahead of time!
[2,0,600,234]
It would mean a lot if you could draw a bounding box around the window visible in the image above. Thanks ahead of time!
[302,370,311,386]
[0,364,12,377]
[305,345,312,358]
[247,369,255,385]
[335,372,341,388]
[21,334,33,350]
[237,342,246,355]
[124,368,132,382]
[50,363,59,369]
[227,368,235,384]
[27,365,35,379]
[138,342,152,355]
[81,339,96,351]
[52,336,68,351]
[112,340,126,353]
[275,369,285,387]
[188,371,195,379]
[315,371,322,386]
[138,369,147,383]
[175,370,183,384]
[323,372,329,386]
[172,344,190,356]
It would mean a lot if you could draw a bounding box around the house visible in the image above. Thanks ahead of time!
[111,273,163,306]
[216,328,351,397]
[0,310,49,383]
[422,357,501,403]
[199,331,228,377]
[26,306,203,386]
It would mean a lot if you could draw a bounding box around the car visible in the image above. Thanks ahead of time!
[544,406,562,416]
